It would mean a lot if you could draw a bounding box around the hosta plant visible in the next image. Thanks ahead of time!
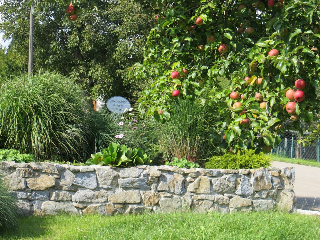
[86,142,151,167]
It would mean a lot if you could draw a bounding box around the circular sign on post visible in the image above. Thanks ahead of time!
[106,96,131,114]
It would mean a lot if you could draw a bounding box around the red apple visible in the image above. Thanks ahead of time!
[295,79,305,89]
[223,135,226,140]
[171,71,180,79]
[268,49,279,57]
[182,69,188,75]
[286,102,296,114]
[255,92,263,101]
[256,77,263,85]
[230,92,240,99]
[172,90,180,97]
[66,3,75,15]
[195,17,203,26]
[294,90,305,102]
[291,114,299,121]
[207,35,214,42]
[241,94,245,99]
[218,44,228,53]
[238,4,246,10]
[260,102,267,109]
[70,14,78,21]
[286,89,295,101]
[190,25,195,31]
[244,76,250,82]
[233,102,242,109]
[158,110,163,115]
[246,27,255,35]
[268,0,275,7]
[240,118,250,125]
[239,110,246,115]
[249,62,257,71]
[237,27,245,34]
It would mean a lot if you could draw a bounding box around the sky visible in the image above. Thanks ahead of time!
[0,1,12,48]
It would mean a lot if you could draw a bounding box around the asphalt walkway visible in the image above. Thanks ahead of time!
[271,161,320,211]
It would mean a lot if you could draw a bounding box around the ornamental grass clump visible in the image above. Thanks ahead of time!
[0,72,94,162]
[0,177,18,231]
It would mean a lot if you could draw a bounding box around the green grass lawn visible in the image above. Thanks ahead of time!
[270,154,320,168]
[1,211,320,240]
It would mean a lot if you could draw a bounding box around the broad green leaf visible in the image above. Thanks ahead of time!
[224,32,232,40]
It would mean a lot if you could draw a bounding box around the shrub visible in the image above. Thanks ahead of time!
[205,149,271,169]
[0,149,35,163]
[165,157,200,168]
[0,177,18,231]
[0,72,94,162]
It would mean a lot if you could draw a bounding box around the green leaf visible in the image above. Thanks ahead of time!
[256,42,268,47]
[267,118,280,127]
[263,135,271,146]
[289,29,302,41]
[295,103,300,115]
[224,32,232,40]
[307,112,313,122]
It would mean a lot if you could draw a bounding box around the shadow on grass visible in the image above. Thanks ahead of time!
[0,215,50,239]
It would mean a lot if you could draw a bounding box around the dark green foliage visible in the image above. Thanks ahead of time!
[0,0,155,101]
[86,142,151,167]
[205,149,271,169]
[92,108,162,163]
[0,177,18,231]
[165,157,200,168]
[0,149,35,163]
[0,72,94,162]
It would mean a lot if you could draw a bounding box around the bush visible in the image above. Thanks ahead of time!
[0,149,35,163]
[0,177,18,231]
[205,149,271,169]
[165,157,200,169]
[0,72,94,161]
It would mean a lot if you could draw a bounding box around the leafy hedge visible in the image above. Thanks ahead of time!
[205,150,271,169]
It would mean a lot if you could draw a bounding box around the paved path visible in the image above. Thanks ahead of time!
[271,161,320,211]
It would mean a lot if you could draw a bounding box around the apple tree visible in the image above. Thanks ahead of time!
[133,0,320,153]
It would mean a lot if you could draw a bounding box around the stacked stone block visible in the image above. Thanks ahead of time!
[0,161,296,216]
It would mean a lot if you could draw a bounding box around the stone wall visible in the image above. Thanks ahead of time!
[0,161,296,216]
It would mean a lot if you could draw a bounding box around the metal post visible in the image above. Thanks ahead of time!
[28,2,34,77]
[317,138,319,162]
[291,137,294,158]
